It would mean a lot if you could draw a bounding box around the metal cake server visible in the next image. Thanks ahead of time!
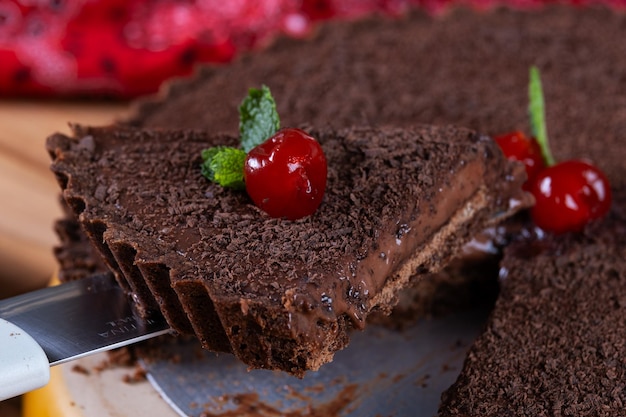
[0,273,171,401]
[139,309,489,417]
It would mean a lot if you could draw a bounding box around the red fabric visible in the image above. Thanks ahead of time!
[0,0,623,98]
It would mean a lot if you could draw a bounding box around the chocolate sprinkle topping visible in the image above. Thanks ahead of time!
[439,189,626,417]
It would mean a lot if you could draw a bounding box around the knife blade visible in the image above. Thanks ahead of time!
[0,273,171,400]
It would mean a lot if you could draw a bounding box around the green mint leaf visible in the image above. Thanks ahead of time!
[201,146,246,189]
[239,85,280,153]
[528,66,555,166]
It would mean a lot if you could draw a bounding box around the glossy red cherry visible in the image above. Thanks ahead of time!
[244,128,327,220]
[494,131,546,187]
[528,160,612,234]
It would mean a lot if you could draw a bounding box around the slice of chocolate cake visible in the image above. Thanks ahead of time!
[438,187,626,416]
[46,123,529,375]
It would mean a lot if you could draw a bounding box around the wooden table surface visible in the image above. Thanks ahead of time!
[0,99,129,298]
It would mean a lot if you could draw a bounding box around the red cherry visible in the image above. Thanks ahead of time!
[528,160,612,234]
[244,128,327,220]
[494,131,546,187]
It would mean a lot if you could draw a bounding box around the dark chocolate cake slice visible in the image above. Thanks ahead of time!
[46,123,529,375]
[438,187,626,416]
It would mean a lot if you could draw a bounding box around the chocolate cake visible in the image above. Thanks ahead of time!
[439,188,626,416]
[46,123,528,376]
[55,4,626,311]
[46,3,626,414]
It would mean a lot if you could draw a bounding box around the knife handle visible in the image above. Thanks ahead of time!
[0,319,50,401]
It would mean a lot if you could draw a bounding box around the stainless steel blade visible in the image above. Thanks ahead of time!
[0,273,171,365]
[139,309,489,417]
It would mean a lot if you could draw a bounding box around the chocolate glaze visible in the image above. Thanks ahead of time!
[46,124,527,375]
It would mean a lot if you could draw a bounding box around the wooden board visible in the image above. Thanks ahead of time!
[0,100,128,298]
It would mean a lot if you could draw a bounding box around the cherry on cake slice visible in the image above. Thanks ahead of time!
[46,123,530,376]
[438,188,626,417]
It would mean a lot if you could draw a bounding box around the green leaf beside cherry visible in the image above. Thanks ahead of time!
[239,85,281,153]
[201,85,280,188]
[528,66,555,167]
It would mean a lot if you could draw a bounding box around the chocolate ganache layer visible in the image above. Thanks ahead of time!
[46,124,529,375]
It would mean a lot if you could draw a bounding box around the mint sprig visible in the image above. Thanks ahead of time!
[201,147,246,189]
[201,85,280,188]
[528,66,555,166]
[239,85,280,153]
